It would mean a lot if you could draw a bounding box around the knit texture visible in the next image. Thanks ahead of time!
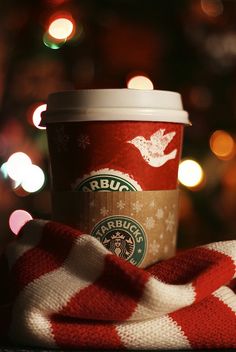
[0,219,236,349]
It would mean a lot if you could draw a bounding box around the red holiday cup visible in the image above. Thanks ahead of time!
[42,89,189,268]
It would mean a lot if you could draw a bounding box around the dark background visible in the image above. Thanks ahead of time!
[0,0,236,249]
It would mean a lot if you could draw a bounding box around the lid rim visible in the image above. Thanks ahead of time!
[40,108,190,126]
[43,89,190,125]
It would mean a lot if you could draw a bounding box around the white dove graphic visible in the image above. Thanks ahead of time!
[128,129,177,167]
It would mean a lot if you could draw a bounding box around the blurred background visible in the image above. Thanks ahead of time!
[0,0,236,249]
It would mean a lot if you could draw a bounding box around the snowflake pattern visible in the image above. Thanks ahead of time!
[77,134,90,149]
[100,207,109,217]
[149,240,160,256]
[149,200,155,208]
[165,212,176,232]
[160,233,164,240]
[116,200,126,210]
[144,216,156,230]
[132,200,143,213]
[164,245,169,254]
[54,125,69,152]
[156,208,164,219]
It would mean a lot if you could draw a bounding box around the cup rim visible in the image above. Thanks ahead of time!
[41,89,190,126]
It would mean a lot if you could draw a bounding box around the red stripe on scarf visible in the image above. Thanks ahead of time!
[148,247,234,297]
[147,247,209,284]
[57,253,150,321]
[11,221,82,293]
[170,294,236,349]
[191,248,235,301]
[50,317,123,349]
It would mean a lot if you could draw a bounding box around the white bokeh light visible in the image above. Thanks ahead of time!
[6,152,32,182]
[127,75,154,90]
[48,18,74,40]
[21,164,45,193]
[178,159,204,188]
[32,104,47,130]
[9,209,33,236]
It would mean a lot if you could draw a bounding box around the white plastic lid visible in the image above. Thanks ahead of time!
[41,89,190,125]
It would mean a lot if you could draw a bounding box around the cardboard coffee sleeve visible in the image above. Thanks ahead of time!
[52,190,179,268]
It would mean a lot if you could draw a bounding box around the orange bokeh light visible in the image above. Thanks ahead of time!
[209,130,235,160]
[201,0,223,17]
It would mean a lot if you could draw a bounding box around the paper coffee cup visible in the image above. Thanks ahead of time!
[42,89,190,268]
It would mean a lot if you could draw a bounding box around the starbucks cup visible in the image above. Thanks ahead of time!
[42,89,189,268]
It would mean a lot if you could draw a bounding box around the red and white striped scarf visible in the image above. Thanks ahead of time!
[0,219,236,349]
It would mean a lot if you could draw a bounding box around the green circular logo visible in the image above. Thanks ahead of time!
[91,215,146,266]
[76,174,138,192]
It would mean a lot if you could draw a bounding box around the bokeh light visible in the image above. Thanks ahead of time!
[178,159,204,188]
[21,164,45,193]
[9,209,32,236]
[48,17,74,40]
[201,0,223,17]
[0,162,8,179]
[32,104,47,130]
[6,152,32,182]
[210,130,235,160]
[127,75,154,90]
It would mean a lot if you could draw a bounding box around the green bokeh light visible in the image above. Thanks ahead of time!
[43,32,66,49]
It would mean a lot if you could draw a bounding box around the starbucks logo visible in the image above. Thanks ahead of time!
[91,215,146,266]
[73,168,142,192]
[103,231,135,260]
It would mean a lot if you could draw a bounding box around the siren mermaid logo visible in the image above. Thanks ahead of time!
[73,168,142,192]
[91,215,146,266]
[104,231,134,260]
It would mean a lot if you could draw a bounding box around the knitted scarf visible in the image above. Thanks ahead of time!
[0,219,236,349]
